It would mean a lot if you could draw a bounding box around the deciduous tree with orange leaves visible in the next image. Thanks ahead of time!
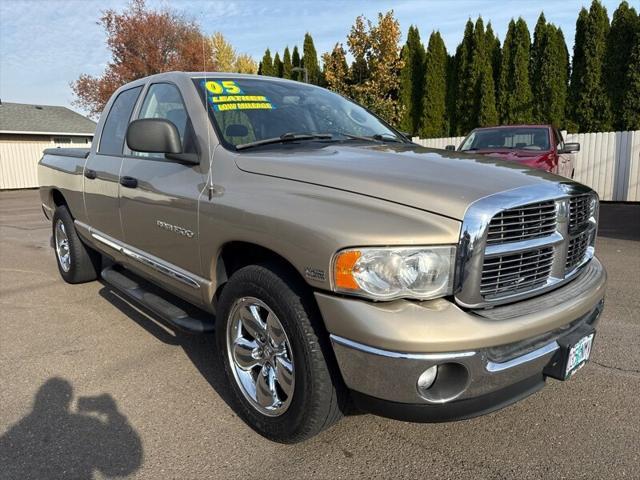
[72,0,213,117]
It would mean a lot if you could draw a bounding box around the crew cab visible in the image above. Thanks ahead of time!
[39,72,606,443]
[447,125,580,177]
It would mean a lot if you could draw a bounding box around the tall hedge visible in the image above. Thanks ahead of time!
[399,25,426,135]
[604,1,640,130]
[421,31,448,137]
[498,18,533,124]
[569,1,612,132]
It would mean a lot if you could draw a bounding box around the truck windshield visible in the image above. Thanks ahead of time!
[192,77,404,150]
[460,127,550,151]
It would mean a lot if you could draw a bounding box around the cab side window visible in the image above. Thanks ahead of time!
[98,86,142,156]
[134,83,196,157]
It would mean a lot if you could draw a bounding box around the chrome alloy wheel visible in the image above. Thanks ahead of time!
[226,297,295,416]
[54,219,71,272]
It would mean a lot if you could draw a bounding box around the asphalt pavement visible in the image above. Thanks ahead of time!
[1,189,638,479]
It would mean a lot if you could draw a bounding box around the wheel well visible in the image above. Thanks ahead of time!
[215,242,308,300]
[52,189,67,208]
[218,241,304,284]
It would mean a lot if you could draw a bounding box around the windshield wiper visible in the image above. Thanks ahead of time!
[236,132,333,151]
[341,133,404,143]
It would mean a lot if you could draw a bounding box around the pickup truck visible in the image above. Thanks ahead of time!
[447,125,579,177]
[39,72,606,443]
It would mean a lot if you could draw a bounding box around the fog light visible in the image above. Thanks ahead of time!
[417,365,438,393]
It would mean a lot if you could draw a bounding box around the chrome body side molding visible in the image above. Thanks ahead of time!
[76,220,202,290]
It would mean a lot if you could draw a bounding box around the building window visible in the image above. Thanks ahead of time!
[53,137,71,144]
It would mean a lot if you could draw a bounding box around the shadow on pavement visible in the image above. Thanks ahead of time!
[0,377,143,480]
[97,287,236,408]
[598,203,639,241]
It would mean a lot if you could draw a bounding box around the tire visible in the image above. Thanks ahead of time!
[216,263,345,443]
[52,206,101,284]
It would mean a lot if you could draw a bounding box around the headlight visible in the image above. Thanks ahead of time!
[332,246,456,301]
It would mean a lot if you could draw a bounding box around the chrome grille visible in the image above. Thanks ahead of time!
[566,231,591,272]
[481,247,554,298]
[456,184,598,308]
[486,200,556,245]
[569,194,592,232]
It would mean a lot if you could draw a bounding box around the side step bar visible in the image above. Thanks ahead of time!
[101,266,215,334]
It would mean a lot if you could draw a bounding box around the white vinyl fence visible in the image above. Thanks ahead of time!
[412,130,640,202]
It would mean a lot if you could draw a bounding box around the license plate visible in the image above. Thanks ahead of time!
[565,333,594,377]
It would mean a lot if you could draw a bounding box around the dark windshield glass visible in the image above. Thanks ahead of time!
[192,77,402,149]
[460,127,550,151]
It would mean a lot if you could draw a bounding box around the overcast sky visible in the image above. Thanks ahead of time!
[0,0,623,114]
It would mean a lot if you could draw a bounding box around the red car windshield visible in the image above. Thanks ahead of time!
[460,127,550,152]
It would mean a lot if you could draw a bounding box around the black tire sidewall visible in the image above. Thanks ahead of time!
[216,264,339,442]
[52,206,99,283]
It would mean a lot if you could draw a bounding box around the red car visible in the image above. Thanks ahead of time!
[448,125,580,177]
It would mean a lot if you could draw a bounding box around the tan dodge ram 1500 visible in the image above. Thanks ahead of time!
[39,72,606,443]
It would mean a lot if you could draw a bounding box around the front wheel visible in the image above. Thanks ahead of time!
[52,206,101,283]
[216,264,344,443]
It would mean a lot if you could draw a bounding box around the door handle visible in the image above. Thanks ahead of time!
[84,169,97,180]
[120,176,138,188]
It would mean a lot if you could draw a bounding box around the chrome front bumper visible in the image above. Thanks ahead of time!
[330,300,602,406]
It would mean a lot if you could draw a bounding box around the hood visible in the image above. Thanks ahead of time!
[234,144,566,220]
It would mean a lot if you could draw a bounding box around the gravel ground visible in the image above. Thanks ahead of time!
[1,189,638,479]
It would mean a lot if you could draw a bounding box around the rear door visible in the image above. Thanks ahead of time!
[84,86,142,239]
[118,82,205,288]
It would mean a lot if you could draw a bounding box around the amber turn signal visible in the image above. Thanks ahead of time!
[334,250,361,290]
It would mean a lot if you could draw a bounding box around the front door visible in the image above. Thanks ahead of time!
[118,82,205,297]
[84,86,142,239]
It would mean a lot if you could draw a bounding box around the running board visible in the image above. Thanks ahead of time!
[101,266,215,334]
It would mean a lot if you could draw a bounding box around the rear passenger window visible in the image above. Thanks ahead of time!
[98,86,142,156]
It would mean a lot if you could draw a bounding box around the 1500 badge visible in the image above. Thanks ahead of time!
[156,220,194,238]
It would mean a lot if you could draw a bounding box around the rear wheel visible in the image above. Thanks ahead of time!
[216,264,344,443]
[52,206,101,283]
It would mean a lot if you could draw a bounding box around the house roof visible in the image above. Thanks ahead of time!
[0,102,96,135]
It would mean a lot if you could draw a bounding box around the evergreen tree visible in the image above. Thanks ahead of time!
[260,48,274,76]
[621,40,640,130]
[421,31,448,137]
[531,13,569,126]
[398,25,426,135]
[282,47,292,79]
[486,22,502,97]
[273,52,283,77]
[604,1,640,130]
[445,54,458,135]
[569,1,611,132]
[291,46,301,81]
[453,18,498,134]
[473,17,498,127]
[498,18,533,124]
[302,33,320,84]
[454,20,476,134]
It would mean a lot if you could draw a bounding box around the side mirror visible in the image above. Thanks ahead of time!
[560,142,580,154]
[127,119,198,164]
[445,145,456,151]
[127,118,182,154]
